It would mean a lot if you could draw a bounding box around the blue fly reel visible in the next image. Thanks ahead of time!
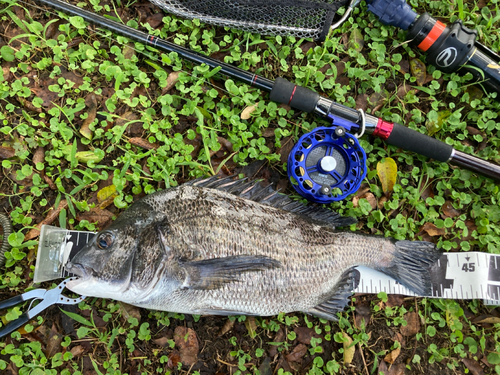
[287,126,367,203]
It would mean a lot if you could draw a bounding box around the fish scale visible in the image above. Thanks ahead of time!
[65,178,442,320]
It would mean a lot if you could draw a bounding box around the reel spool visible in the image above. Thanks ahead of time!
[288,126,367,204]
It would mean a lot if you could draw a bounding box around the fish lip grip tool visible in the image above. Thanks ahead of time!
[0,277,85,338]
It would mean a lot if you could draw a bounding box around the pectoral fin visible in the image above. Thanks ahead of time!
[181,255,281,290]
[307,268,360,321]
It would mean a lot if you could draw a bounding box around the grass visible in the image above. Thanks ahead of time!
[0,0,499,373]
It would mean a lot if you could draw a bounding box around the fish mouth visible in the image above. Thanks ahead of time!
[65,262,93,280]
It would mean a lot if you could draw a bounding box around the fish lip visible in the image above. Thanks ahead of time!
[65,262,93,279]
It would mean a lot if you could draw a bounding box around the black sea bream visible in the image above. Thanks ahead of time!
[66,178,441,320]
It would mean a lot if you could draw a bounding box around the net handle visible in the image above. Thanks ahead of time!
[330,0,361,31]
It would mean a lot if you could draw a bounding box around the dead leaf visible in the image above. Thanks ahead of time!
[355,94,368,112]
[398,60,410,75]
[353,192,377,210]
[24,200,68,240]
[387,363,406,375]
[354,301,371,328]
[377,157,397,195]
[278,136,294,164]
[43,174,57,190]
[97,185,118,209]
[77,207,114,230]
[466,126,482,136]
[81,93,97,140]
[45,324,63,358]
[410,58,427,86]
[396,82,413,99]
[466,85,484,102]
[419,177,434,200]
[116,111,139,127]
[153,336,171,346]
[118,302,142,323]
[378,196,387,210]
[294,327,320,345]
[442,201,460,218]
[0,146,16,159]
[241,103,259,120]
[61,70,84,87]
[258,357,272,375]
[300,41,316,54]
[75,151,103,163]
[472,315,500,324]
[285,344,307,363]
[262,128,276,138]
[17,96,43,113]
[123,43,135,60]
[349,28,364,52]
[167,352,181,369]
[393,332,405,347]
[174,326,199,366]
[162,71,180,95]
[400,312,420,336]
[462,358,485,375]
[2,61,14,83]
[218,137,234,153]
[128,137,159,150]
[384,347,401,364]
[147,12,164,28]
[67,37,84,50]
[244,316,257,339]
[386,294,404,308]
[30,81,58,108]
[269,328,285,357]
[426,110,450,136]
[218,319,235,336]
[32,147,45,167]
[70,345,85,357]
[342,332,355,364]
[421,222,446,237]
[378,360,389,374]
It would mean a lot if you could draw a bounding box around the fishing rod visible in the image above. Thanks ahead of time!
[30,0,500,203]
[367,0,500,94]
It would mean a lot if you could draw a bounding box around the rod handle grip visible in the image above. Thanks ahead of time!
[269,77,319,113]
[385,123,453,162]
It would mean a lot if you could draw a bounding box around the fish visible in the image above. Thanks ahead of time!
[65,177,442,320]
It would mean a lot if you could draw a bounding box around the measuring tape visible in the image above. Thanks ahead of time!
[35,226,499,305]
[356,252,500,305]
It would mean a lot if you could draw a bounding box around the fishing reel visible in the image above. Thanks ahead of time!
[288,121,367,204]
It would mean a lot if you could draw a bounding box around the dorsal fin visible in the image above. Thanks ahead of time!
[186,176,356,228]
[306,268,360,321]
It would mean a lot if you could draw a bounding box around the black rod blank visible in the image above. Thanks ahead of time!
[35,0,275,92]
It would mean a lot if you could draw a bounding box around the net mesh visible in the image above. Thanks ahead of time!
[148,0,349,41]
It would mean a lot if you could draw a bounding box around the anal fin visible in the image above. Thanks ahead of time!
[307,268,360,321]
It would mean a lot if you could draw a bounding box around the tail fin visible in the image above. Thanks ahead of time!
[379,240,442,296]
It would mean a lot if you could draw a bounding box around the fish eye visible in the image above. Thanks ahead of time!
[96,232,114,250]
